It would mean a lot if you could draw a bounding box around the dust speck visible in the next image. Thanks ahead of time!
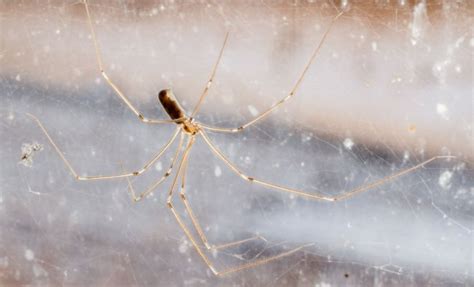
[247,105,259,117]
[25,249,35,261]
[438,171,453,190]
[19,142,44,167]
[343,138,354,150]
[179,240,189,254]
[436,103,449,120]
[214,165,222,177]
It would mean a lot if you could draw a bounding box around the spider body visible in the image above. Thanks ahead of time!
[159,89,200,135]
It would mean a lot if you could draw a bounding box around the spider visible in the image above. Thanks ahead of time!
[27,0,453,276]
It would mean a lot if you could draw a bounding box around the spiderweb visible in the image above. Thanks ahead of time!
[0,0,472,285]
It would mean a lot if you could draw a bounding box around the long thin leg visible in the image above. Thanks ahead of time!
[178,150,267,250]
[190,32,230,118]
[83,0,181,124]
[125,132,185,202]
[166,135,313,276]
[27,113,181,181]
[201,130,455,201]
[199,11,344,133]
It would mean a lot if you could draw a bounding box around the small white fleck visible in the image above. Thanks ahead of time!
[155,161,163,171]
[55,29,61,34]
[247,105,259,117]
[438,171,453,190]
[371,41,377,51]
[343,138,354,150]
[25,249,35,261]
[214,165,222,177]
[454,64,462,73]
[315,281,332,287]
[301,162,305,167]
[436,103,449,120]
[403,151,410,161]
[179,240,189,253]
[95,77,101,84]
[470,37,474,47]
[15,74,21,81]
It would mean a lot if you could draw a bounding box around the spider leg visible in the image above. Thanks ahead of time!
[190,32,230,118]
[201,130,455,201]
[83,0,180,124]
[199,11,343,133]
[124,132,184,202]
[178,149,268,250]
[27,113,182,181]
[167,134,312,276]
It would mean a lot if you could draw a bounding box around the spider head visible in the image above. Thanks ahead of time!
[158,89,186,121]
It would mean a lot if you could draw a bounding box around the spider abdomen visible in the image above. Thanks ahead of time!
[158,89,185,121]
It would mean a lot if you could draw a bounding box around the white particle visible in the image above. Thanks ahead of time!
[371,41,377,51]
[470,38,474,47]
[178,240,189,253]
[244,156,252,164]
[403,151,410,161]
[55,29,61,35]
[438,171,453,190]
[455,64,462,73]
[436,103,449,120]
[25,249,35,261]
[214,165,222,177]
[343,138,354,150]
[247,105,259,117]
[315,282,332,287]
[155,161,163,171]
[15,74,21,81]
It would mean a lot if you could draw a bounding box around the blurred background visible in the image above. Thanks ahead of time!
[0,0,472,286]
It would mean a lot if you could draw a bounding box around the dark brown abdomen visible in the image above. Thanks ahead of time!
[158,89,185,120]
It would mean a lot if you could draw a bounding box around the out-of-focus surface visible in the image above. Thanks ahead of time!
[1,1,473,286]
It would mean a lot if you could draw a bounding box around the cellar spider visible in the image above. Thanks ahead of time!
[27,0,455,276]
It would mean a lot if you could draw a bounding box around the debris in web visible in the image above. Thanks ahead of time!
[19,142,44,167]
